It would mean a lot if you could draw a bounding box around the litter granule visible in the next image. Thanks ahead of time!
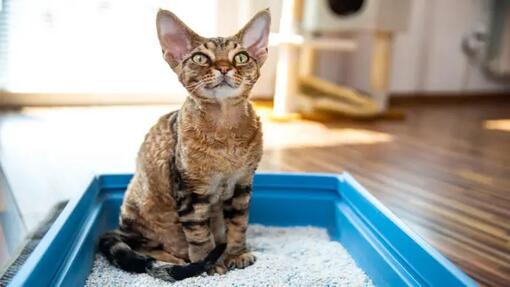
[85,225,374,287]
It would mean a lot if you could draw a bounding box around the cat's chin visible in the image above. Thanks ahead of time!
[202,85,242,100]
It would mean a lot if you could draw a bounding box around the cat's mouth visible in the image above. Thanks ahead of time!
[211,81,232,88]
[208,77,236,89]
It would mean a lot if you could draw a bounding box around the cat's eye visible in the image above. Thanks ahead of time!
[233,52,249,65]
[191,53,210,66]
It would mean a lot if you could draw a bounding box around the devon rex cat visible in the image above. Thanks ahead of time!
[99,8,270,282]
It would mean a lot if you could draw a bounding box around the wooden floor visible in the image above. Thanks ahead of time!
[0,98,509,285]
[258,99,510,287]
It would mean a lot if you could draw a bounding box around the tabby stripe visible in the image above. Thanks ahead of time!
[119,217,136,232]
[177,204,194,217]
[233,186,252,198]
[169,111,185,193]
[224,198,233,206]
[176,194,190,209]
[190,194,210,205]
[117,219,150,249]
[224,207,247,219]
[180,219,209,229]
[182,57,192,66]
[188,238,211,246]
[169,110,178,127]
[146,243,164,251]
[227,218,246,227]
[171,159,186,191]
[193,93,215,101]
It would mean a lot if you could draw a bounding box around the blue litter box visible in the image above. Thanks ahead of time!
[9,172,477,287]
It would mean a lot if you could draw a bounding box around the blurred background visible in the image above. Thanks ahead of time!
[0,0,509,286]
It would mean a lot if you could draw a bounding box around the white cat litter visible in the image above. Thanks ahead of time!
[85,225,374,287]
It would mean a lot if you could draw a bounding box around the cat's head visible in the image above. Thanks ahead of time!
[156,9,271,101]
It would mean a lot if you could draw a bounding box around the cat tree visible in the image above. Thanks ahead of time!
[272,0,409,118]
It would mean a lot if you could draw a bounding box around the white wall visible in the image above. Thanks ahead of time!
[389,0,510,93]
[249,0,510,97]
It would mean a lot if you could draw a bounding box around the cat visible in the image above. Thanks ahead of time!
[98,8,270,282]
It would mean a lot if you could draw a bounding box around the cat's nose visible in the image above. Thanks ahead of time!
[215,61,232,74]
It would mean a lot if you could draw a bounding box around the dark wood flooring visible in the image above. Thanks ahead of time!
[257,98,510,287]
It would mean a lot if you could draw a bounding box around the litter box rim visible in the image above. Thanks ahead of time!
[8,172,477,287]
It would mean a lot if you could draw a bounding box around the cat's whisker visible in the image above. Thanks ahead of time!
[190,81,206,93]
[185,81,205,89]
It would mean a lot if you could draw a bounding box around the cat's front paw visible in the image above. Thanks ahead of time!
[207,263,228,275]
[225,252,256,269]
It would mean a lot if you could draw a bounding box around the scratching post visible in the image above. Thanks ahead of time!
[272,0,409,119]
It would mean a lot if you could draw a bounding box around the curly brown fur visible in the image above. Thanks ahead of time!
[99,9,270,281]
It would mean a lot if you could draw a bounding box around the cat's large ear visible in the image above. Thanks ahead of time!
[157,10,203,68]
[236,9,271,65]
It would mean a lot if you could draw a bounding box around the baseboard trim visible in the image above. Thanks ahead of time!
[0,92,184,107]
[3,91,508,108]
[390,91,510,105]
[0,92,275,107]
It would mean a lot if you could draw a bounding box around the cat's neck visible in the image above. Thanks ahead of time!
[181,96,256,131]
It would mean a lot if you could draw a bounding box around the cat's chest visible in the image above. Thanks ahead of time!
[207,142,252,173]
[207,171,246,203]
[216,140,249,159]
[184,130,258,167]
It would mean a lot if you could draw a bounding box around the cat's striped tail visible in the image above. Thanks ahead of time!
[99,230,226,282]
